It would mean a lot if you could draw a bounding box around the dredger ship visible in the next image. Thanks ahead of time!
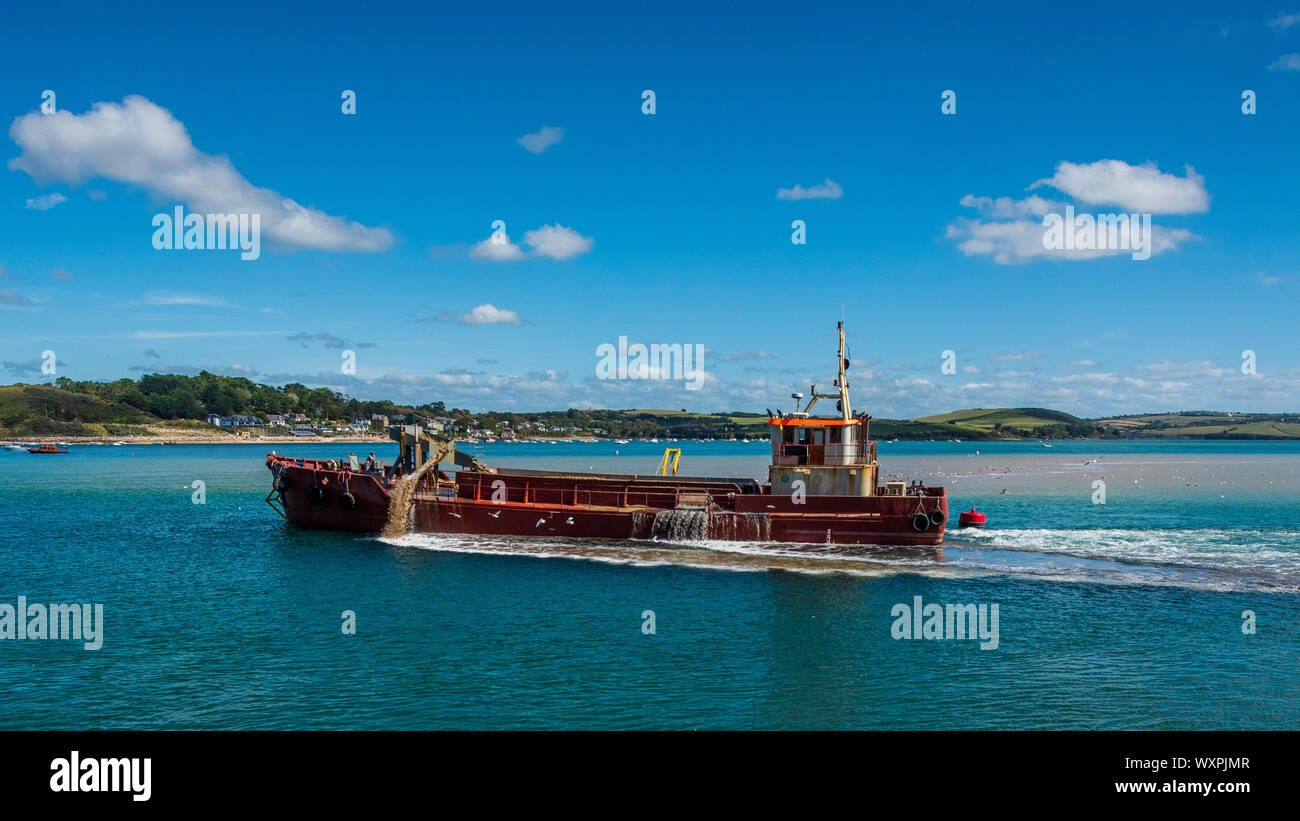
[265,323,949,546]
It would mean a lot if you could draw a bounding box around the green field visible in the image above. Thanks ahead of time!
[1098,412,1300,439]
[904,407,1103,439]
[917,407,1085,430]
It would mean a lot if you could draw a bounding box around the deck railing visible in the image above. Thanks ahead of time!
[454,474,745,510]
[771,441,877,466]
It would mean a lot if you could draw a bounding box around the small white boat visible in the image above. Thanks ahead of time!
[4,444,23,452]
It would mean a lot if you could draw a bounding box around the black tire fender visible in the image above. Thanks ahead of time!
[339,491,357,510]
[928,508,946,528]
[911,512,931,532]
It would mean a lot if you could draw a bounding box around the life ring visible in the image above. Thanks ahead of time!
[339,491,357,510]
[275,476,291,494]
[910,512,930,532]
[308,485,327,505]
[928,508,946,527]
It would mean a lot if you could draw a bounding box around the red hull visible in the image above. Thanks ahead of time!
[267,456,390,532]
[267,455,947,546]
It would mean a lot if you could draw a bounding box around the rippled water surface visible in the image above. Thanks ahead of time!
[1,439,1297,729]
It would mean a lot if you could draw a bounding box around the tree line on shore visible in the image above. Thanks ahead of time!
[5,373,767,438]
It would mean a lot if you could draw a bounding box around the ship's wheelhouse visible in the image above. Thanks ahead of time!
[767,417,877,497]
[770,418,867,466]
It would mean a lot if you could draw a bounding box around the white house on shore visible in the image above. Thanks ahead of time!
[207,414,262,428]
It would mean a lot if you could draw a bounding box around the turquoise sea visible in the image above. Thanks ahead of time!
[1,439,1296,729]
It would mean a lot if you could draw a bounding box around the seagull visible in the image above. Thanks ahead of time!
[566,517,575,525]
[535,518,546,527]
[488,510,501,518]
[448,512,461,518]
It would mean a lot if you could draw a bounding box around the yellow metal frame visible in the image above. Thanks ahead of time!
[265,488,288,521]
[657,447,681,476]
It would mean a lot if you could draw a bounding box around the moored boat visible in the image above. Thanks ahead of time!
[265,323,948,547]
[27,444,69,454]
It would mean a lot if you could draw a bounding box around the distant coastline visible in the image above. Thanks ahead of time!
[3,379,1299,442]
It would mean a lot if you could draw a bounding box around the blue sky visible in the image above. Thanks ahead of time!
[2,0,1298,417]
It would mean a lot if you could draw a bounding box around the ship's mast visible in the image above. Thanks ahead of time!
[802,321,854,419]
[836,321,851,421]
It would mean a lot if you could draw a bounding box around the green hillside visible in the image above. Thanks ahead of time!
[1096,411,1300,439]
[0,384,157,436]
[913,407,1103,439]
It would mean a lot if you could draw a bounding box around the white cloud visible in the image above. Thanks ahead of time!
[1268,12,1300,30]
[25,192,67,210]
[1050,372,1120,385]
[993,351,1042,362]
[1139,360,1233,379]
[234,350,1300,416]
[9,95,393,253]
[457,304,522,325]
[1030,160,1209,214]
[0,288,33,307]
[949,160,1204,264]
[470,224,592,262]
[1269,53,1300,70]
[523,224,593,260]
[947,216,1196,264]
[517,126,564,154]
[959,194,1056,218]
[143,291,242,308]
[777,178,843,200]
[469,234,527,262]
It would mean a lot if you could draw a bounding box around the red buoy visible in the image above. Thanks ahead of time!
[958,508,986,528]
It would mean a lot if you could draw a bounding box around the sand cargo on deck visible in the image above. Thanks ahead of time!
[266,323,948,546]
